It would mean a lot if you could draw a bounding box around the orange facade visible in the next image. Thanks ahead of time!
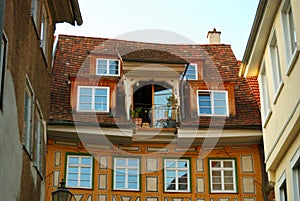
[46,139,264,201]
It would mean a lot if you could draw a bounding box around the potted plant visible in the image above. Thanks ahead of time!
[131,107,143,128]
[166,94,178,128]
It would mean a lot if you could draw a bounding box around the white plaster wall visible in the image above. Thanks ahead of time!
[0,71,23,200]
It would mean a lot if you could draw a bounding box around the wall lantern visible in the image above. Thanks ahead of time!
[52,179,73,201]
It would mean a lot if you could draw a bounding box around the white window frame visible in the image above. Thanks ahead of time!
[34,102,44,175]
[96,58,120,76]
[66,155,93,189]
[209,159,237,193]
[291,148,300,201]
[23,77,35,158]
[0,33,7,108]
[281,0,299,75]
[164,158,190,192]
[184,63,198,80]
[77,86,110,112]
[113,157,140,191]
[197,90,229,116]
[269,29,283,103]
[40,6,48,54]
[259,61,272,127]
[278,172,287,201]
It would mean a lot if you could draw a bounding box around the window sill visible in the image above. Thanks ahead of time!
[262,110,272,128]
[66,186,93,190]
[75,110,110,114]
[286,48,299,76]
[210,191,238,194]
[273,82,284,105]
[113,189,140,192]
[23,144,33,161]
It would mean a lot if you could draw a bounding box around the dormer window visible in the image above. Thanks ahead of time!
[197,90,229,116]
[77,86,110,112]
[96,59,120,76]
[184,64,198,80]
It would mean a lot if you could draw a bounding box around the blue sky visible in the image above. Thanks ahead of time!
[55,0,259,60]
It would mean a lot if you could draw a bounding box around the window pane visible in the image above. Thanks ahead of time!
[178,161,188,168]
[79,103,92,110]
[224,170,233,176]
[214,100,226,107]
[80,174,90,180]
[68,173,78,180]
[67,180,78,187]
[116,182,125,189]
[223,161,233,168]
[69,157,79,164]
[82,157,92,165]
[80,180,91,188]
[224,184,234,190]
[212,170,221,176]
[128,159,138,167]
[214,107,227,115]
[128,182,138,189]
[211,161,221,167]
[179,183,188,190]
[214,92,226,99]
[116,159,126,166]
[81,167,91,174]
[166,170,176,177]
[213,184,222,190]
[200,108,212,114]
[212,176,221,183]
[80,88,92,95]
[166,161,176,168]
[95,89,107,96]
[80,96,92,102]
[167,183,175,190]
[224,177,233,184]
[68,167,79,173]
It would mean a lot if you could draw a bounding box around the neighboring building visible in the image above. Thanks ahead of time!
[0,1,82,200]
[240,0,300,200]
[46,31,266,201]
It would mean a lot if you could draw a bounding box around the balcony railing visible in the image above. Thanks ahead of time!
[132,105,179,129]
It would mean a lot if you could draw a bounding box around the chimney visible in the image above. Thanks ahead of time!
[207,28,221,44]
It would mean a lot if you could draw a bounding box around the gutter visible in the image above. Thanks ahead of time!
[239,0,268,76]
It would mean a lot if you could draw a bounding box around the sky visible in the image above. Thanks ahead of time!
[54,0,259,60]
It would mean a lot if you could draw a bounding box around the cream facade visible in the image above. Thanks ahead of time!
[240,0,300,200]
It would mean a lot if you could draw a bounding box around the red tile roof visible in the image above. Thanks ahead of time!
[50,35,261,129]
[246,76,261,108]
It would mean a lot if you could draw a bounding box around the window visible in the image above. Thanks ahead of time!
[278,173,287,201]
[113,157,140,191]
[40,6,48,54]
[197,90,229,116]
[34,104,44,175]
[269,31,283,94]
[31,0,40,27]
[282,0,298,73]
[96,59,120,76]
[0,33,7,108]
[23,78,34,157]
[291,148,300,201]
[184,64,198,80]
[209,159,237,193]
[259,63,271,124]
[164,159,190,192]
[77,86,110,112]
[66,155,93,189]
